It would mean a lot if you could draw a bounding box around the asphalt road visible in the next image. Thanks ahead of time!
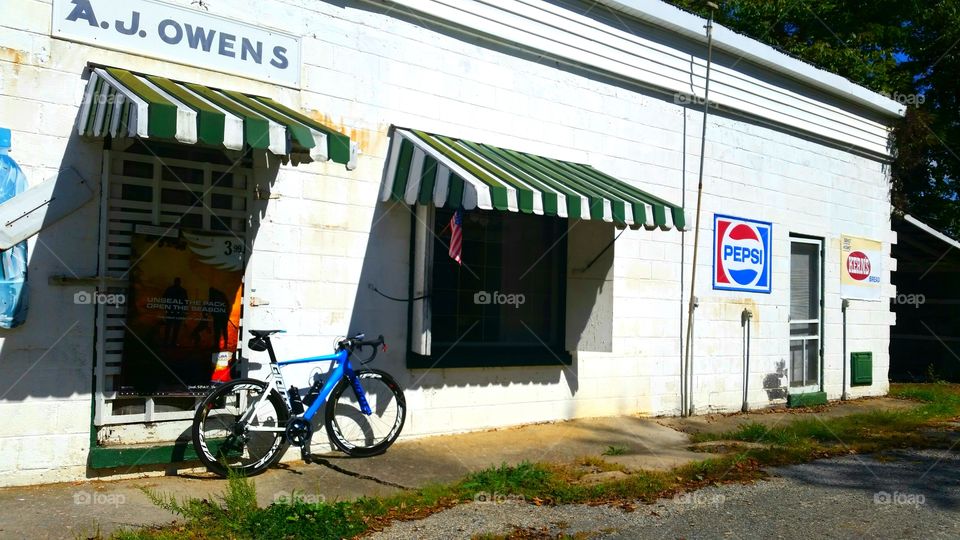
[368,448,960,539]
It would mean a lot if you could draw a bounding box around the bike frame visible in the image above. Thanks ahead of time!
[240,336,373,433]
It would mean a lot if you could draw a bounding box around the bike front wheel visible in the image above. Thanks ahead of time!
[324,369,406,457]
[192,378,290,477]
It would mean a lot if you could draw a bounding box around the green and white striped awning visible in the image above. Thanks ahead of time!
[381,128,686,230]
[77,66,356,169]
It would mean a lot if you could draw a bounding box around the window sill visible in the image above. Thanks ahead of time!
[407,345,572,369]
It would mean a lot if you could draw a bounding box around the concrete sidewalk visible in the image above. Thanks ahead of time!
[0,397,915,539]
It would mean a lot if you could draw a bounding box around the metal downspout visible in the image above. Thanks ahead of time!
[682,1,717,417]
[842,298,850,400]
[741,308,752,412]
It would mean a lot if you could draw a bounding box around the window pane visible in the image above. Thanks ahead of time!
[431,209,565,349]
[161,188,202,206]
[789,338,819,387]
[212,172,236,188]
[806,340,820,385]
[161,165,204,185]
[122,160,153,179]
[163,212,202,229]
[121,184,152,202]
[790,242,820,321]
[212,193,242,210]
[790,340,804,386]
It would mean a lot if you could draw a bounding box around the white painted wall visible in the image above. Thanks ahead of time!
[375,0,900,154]
[0,0,896,486]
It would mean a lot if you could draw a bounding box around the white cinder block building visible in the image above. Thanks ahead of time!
[0,0,903,486]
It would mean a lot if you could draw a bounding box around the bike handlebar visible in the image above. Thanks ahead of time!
[338,334,386,364]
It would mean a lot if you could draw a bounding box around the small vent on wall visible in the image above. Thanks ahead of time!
[851,352,873,386]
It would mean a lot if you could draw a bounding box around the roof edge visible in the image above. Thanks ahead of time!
[901,214,960,251]
[595,0,906,118]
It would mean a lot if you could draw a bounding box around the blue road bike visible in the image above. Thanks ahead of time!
[192,329,406,478]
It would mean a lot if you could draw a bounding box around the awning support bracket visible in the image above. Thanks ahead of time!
[576,228,625,274]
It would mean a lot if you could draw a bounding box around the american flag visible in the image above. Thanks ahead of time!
[448,209,462,265]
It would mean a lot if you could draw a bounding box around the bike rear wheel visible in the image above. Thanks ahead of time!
[192,379,289,477]
[324,369,406,457]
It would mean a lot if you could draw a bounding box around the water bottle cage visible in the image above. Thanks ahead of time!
[302,379,324,407]
[287,386,304,414]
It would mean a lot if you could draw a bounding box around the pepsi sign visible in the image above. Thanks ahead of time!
[713,214,772,293]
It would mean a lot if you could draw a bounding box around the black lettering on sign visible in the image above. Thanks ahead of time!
[158,19,183,44]
[241,38,263,64]
[219,32,236,58]
[185,24,215,52]
[270,45,288,69]
[115,11,141,36]
[66,0,99,27]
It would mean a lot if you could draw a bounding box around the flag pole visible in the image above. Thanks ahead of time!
[682,1,717,418]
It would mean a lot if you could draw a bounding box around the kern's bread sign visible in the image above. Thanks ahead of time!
[846,251,872,280]
[841,235,883,300]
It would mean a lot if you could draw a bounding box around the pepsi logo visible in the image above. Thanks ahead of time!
[722,224,764,285]
[714,215,772,293]
[846,251,871,281]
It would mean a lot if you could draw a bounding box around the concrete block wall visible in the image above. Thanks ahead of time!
[243,0,894,429]
[0,0,894,485]
[0,0,113,486]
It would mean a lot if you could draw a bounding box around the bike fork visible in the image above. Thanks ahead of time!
[347,372,373,415]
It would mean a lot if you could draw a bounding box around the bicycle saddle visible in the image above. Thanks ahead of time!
[249,329,285,338]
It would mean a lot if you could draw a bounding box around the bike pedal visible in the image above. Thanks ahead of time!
[300,446,312,462]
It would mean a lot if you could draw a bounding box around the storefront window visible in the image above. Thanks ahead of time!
[424,208,568,367]
[96,142,254,426]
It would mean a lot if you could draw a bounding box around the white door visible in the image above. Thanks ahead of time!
[789,237,823,392]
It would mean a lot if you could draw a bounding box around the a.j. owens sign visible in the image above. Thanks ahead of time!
[52,0,302,87]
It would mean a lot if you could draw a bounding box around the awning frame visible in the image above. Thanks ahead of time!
[77,65,358,169]
[381,127,687,231]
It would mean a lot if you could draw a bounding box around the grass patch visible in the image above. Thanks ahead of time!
[116,472,368,540]
[601,445,629,456]
[694,383,960,452]
[576,455,627,472]
[460,461,554,497]
[111,384,960,540]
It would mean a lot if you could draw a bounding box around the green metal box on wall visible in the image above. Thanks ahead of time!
[851,352,873,386]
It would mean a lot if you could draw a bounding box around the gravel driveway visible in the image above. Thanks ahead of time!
[366,448,960,539]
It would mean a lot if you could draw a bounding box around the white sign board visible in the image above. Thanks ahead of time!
[52,0,301,87]
[0,168,93,250]
[840,234,883,301]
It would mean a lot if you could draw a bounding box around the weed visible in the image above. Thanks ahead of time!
[926,364,946,384]
[122,470,366,540]
[601,445,628,456]
[462,461,548,492]
[576,456,627,473]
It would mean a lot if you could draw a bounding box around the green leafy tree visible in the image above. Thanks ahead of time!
[666,0,960,234]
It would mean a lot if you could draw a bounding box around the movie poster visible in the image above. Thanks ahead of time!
[120,232,244,394]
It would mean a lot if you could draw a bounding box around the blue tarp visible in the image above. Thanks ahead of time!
[0,130,29,328]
